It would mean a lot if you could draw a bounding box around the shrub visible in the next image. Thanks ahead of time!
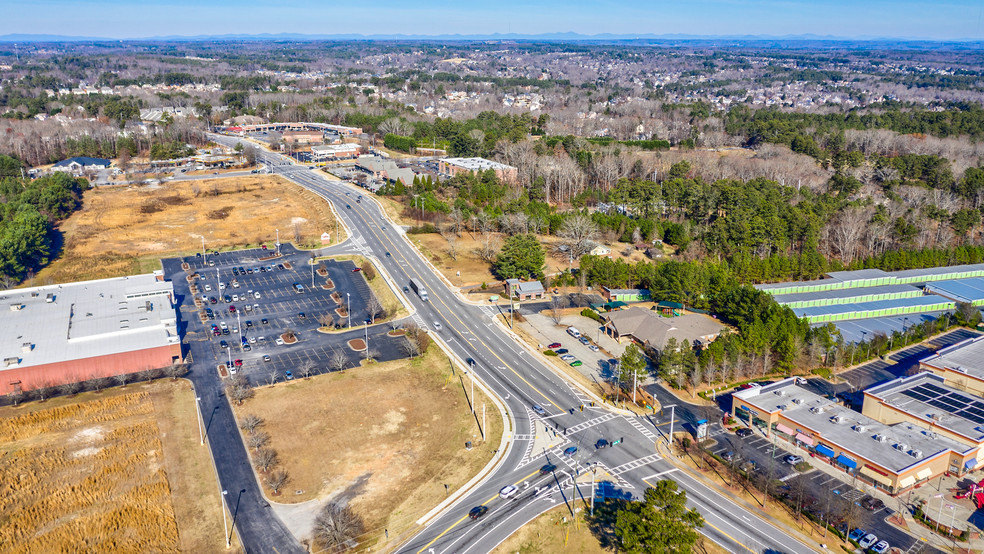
[581,308,601,322]
[544,350,558,356]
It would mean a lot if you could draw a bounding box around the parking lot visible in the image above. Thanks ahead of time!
[163,244,410,384]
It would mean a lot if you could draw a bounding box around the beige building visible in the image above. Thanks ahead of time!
[603,307,724,350]
[919,335,984,397]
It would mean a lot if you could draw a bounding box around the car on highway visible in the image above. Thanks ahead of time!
[499,485,518,499]
[870,541,890,554]
[531,404,547,416]
[285,371,294,381]
[595,439,610,449]
[783,455,803,465]
[540,463,557,475]
[560,354,576,361]
[735,428,753,437]
[385,252,390,257]
[563,446,578,457]
[858,534,878,549]
[570,360,583,367]
[433,321,442,331]
[548,342,562,349]
[468,506,488,520]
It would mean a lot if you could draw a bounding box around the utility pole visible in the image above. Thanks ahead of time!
[590,466,597,516]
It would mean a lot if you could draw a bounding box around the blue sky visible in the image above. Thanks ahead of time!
[3,0,982,40]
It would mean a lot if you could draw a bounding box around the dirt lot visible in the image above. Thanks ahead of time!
[32,175,342,285]
[231,345,503,547]
[0,380,235,553]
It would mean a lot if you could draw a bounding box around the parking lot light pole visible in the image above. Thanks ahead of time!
[347,293,351,328]
[195,395,204,445]
[221,489,230,547]
[201,236,206,263]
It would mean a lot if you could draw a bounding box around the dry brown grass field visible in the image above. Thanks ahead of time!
[232,346,503,547]
[0,380,235,553]
[32,175,341,285]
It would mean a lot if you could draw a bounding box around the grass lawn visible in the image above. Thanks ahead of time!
[0,379,236,553]
[32,175,341,285]
[231,345,503,548]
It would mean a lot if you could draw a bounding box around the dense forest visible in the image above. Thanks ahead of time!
[0,156,90,285]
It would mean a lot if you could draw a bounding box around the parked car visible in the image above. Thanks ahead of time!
[263,355,271,362]
[532,404,547,416]
[220,340,228,349]
[234,359,243,367]
[722,451,735,462]
[499,485,518,499]
[859,534,878,549]
[560,354,576,361]
[848,529,867,542]
[254,292,261,299]
[588,345,599,352]
[261,318,269,325]
[468,506,488,520]
[783,455,803,465]
[275,337,285,345]
[555,348,569,355]
[352,267,362,272]
[861,496,885,512]
[570,360,583,367]
[870,540,890,554]
[298,312,306,320]
[285,371,294,381]
[579,337,590,345]
[735,428,753,437]
[548,342,562,349]
[539,463,557,475]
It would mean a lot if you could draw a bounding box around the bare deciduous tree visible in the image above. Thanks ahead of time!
[59,381,83,397]
[300,360,316,379]
[549,295,568,325]
[313,503,366,551]
[226,374,254,405]
[115,373,130,388]
[240,414,264,433]
[366,295,384,323]
[254,448,278,472]
[266,469,289,495]
[247,431,270,450]
[558,214,600,258]
[317,313,334,328]
[165,362,189,380]
[328,348,349,373]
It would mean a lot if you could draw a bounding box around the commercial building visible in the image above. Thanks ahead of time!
[924,277,984,307]
[356,156,416,185]
[1,273,182,392]
[791,295,955,324]
[603,307,724,350]
[770,284,922,309]
[733,379,976,495]
[919,335,984,397]
[281,130,324,145]
[505,279,545,300]
[438,157,518,183]
[51,156,111,174]
[601,287,650,302]
[311,143,361,161]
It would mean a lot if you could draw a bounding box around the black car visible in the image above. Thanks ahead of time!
[555,348,569,355]
[220,340,229,348]
[735,428,753,437]
[209,296,217,304]
[245,320,253,328]
[298,312,306,320]
[539,463,557,475]
[224,294,232,303]
[261,318,269,325]
[595,439,610,449]
[232,268,239,276]
[861,496,885,511]
[468,506,488,520]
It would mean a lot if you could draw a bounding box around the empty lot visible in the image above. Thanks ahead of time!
[0,380,232,553]
[33,175,340,285]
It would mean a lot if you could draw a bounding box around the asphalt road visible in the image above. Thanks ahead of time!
[210,134,823,553]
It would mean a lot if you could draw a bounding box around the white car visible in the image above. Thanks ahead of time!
[249,336,257,344]
[275,338,285,345]
[499,485,518,499]
[204,284,212,291]
[871,541,889,554]
[560,354,576,361]
[588,345,599,352]
[219,282,226,290]
[433,321,443,331]
[859,534,878,549]
[232,294,239,301]
[254,292,261,299]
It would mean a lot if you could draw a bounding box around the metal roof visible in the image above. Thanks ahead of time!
[925,277,984,304]
[814,310,948,344]
[755,277,836,291]
[771,284,920,305]
[0,274,179,371]
[888,263,984,281]
[921,335,984,381]
[865,373,984,444]
[824,269,891,282]
[792,295,953,318]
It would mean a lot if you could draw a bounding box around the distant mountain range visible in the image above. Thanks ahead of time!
[0,32,980,44]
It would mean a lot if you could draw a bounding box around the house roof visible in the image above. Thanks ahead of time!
[604,307,724,349]
[506,279,544,294]
[53,156,111,168]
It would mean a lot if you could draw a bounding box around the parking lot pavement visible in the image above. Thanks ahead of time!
[707,429,797,481]
[519,312,629,384]
[163,244,407,385]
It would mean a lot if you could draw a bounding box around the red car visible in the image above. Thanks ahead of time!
[234,359,243,367]
[352,267,362,272]
[548,342,562,349]
[229,305,236,313]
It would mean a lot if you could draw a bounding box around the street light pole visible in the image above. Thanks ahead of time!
[201,236,206,262]
[221,489,230,547]
[195,395,204,445]
[590,466,597,516]
[364,322,369,361]
[469,360,476,414]
[347,293,351,328]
